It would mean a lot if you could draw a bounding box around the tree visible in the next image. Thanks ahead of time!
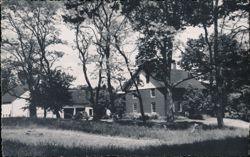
[180,0,249,127]
[121,0,249,125]
[38,69,75,118]
[62,19,105,119]
[1,0,63,117]
[121,1,189,121]
[113,35,147,123]
[63,1,143,118]
[181,86,212,119]
[63,1,119,114]
[1,61,18,96]
[181,33,249,123]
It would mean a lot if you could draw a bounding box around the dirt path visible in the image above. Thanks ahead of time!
[176,118,249,129]
[2,128,162,149]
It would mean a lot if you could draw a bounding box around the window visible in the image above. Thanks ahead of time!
[150,89,156,98]
[151,102,156,113]
[89,109,93,116]
[132,93,137,99]
[133,103,137,112]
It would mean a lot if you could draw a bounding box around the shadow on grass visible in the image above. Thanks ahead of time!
[2,117,225,131]
[114,119,227,130]
[2,137,248,157]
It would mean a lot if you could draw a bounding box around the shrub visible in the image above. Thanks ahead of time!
[226,87,250,122]
[181,87,212,118]
[73,111,89,120]
[123,112,159,120]
[123,113,141,120]
[146,112,159,120]
[189,114,204,120]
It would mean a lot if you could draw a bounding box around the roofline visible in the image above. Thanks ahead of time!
[122,68,206,91]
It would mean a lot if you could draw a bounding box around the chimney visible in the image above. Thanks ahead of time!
[171,61,176,70]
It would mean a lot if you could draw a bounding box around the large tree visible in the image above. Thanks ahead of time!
[121,0,249,126]
[63,0,120,114]
[181,34,250,120]
[63,1,147,120]
[1,0,63,117]
[180,0,249,127]
[38,69,75,118]
[121,1,191,121]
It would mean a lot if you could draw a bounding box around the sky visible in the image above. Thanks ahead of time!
[0,15,210,88]
[51,22,206,88]
[2,2,247,89]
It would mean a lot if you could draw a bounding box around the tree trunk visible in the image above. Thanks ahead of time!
[163,40,175,122]
[213,0,224,128]
[43,108,47,118]
[114,41,146,123]
[137,89,146,123]
[29,103,37,118]
[29,92,37,118]
[105,42,115,114]
[202,23,214,89]
[93,56,104,120]
[164,83,174,121]
[106,63,115,113]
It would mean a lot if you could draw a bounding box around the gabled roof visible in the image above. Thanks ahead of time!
[2,85,29,104]
[123,69,205,91]
[2,87,91,105]
[169,69,205,89]
[69,89,90,105]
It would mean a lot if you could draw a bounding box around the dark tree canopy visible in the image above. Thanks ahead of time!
[38,69,75,118]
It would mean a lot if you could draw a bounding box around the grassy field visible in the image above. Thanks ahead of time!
[2,137,248,156]
[1,117,249,156]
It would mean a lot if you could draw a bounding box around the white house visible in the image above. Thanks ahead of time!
[2,86,56,118]
[2,86,93,119]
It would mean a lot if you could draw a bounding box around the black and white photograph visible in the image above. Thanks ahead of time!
[1,0,249,156]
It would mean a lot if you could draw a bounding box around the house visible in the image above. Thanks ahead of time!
[1,85,56,118]
[1,86,93,119]
[121,67,205,117]
[63,89,93,119]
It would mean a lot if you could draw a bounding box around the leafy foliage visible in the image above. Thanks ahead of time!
[2,0,63,117]
[226,85,250,122]
[38,70,75,118]
[181,33,249,121]
[1,62,18,95]
[181,87,213,119]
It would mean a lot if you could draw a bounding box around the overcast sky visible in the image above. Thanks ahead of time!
[0,18,210,88]
[2,3,247,89]
[51,22,206,88]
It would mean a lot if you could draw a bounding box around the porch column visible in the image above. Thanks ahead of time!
[73,107,76,116]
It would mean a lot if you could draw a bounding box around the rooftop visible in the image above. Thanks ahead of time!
[122,69,205,91]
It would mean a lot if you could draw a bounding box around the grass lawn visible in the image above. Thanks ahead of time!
[1,117,249,156]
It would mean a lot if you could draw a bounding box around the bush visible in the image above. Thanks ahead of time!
[123,112,159,120]
[225,110,250,122]
[145,113,159,120]
[189,114,204,120]
[181,87,212,118]
[123,113,141,120]
[73,111,89,120]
